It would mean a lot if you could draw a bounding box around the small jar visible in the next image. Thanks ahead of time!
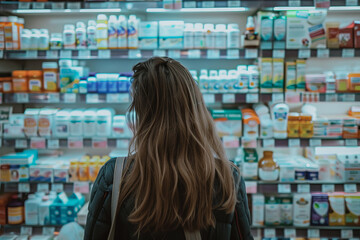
[42,62,58,92]
[12,70,28,92]
[28,70,43,92]
[2,77,13,93]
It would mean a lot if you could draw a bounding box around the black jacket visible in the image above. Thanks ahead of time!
[84,158,253,240]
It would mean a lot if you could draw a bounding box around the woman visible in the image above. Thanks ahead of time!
[84,57,253,240]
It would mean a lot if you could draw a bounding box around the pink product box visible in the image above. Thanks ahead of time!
[29,165,54,182]
[54,166,69,183]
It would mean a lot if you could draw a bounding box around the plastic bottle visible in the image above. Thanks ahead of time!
[299,114,314,138]
[215,24,227,49]
[118,15,127,49]
[7,195,24,225]
[87,20,97,49]
[89,157,100,182]
[227,23,240,49]
[204,24,215,49]
[24,194,39,225]
[127,15,139,49]
[30,29,40,50]
[28,70,43,92]
[12,70,28,92]
[248,65,259,93]
[83,109,97,137]
[87,75,97,93]
[38,29,49,50]
[76,22,87,49]
[287,112,300,138]
[50,33,63,50]
[118,75,130,93]
[79,78,87,94]
[194,23,205,49]
[20,29,31,50]
[69,160,79,182]
[42,62,58,92]
[63,24,76,49]
[183,23,194,49]
[199,69,209,93]
[108,15,118,49]
[96,14,108,49]
[208,70,218,93]
[272,103,289,139]
[245,16,257,41]
[96,73,108,93]
[70,109,84,136]
[96,108,114,137]
[237,65,249,93]
[226,70,237,93]
[218,69,227,93]
[258,151,279,181]
[54,109,70,137]
[78,157,89,181]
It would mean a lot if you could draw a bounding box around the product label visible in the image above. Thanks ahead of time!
[329,196,345,226]
[44,72,57,91]
[259,168,279,181]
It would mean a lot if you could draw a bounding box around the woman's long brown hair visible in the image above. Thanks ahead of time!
[118,57,237,235]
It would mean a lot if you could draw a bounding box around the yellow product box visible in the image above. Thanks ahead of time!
[260,58,273,93]
[296,59,306,92]
[285,62,296,92]
[272,58,284,92]
[329,193,345,226]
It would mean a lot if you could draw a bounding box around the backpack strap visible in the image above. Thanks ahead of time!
[108,157,126,240]
[184,230,201,240]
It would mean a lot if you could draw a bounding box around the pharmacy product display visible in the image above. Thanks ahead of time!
[1,1,360,239]
[211,103,360,140]
[0,150,111,183]
[3,108,132,138]
[0,191,85,226]
[237,149,360,182]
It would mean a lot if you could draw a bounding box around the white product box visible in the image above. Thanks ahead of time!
[139,21,158,49]
[293,193,311,226]
[159,21,184,49]
[29,165,54,182]
[252,194,265,226]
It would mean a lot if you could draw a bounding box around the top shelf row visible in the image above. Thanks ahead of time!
[1,0,360,14]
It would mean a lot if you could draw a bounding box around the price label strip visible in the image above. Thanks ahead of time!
[278,184,291,193]
[43,227,56,236]
[68,137,84,149]
[51,183,64,193]
[92,138,108,149]
[297,184,310,193]
[298,49,311,58]
[98,50,111,59]
[342,49,355,57]
[86,93,99,103]
[289,0,301,6]
[309,139,322,147]
[272,93,284,103]
[344,184,357,193]
[273,50,285,58]
[21,226,33,235]
[60,50,72,59]
[18,183,30,193]
[106,93,121,103]
[308,229,320,238]
[345,139,358,146]
[222,136,239,148]
[202,1,215,7]
[203,94,215,104]
[245,49,258,59]
[78,50,91,59]
[288,139,300,147]
[246,94,259,103]
[74,181,90,193]
[48,139,60,149]
[264,228,276,238]
[64,93,76,103]
[317,49,329,58]
[48,93,60,103]
[346,0,358,6]
[227,49,239,59]
[128,49,142,59]
[228,0,240,7]
[153,49,166,57]
[30,137,46,149]
[168,50,181,59]
[33,3,45,9]
[16,93,29,103]
[341,230,353,239]
[222,94,235,103]
[37,183,49,193]
[15,139,28,149]
[263,138,275,147]
[322,184,335,193]
[207,49,220,59]
[116,139,130,149]
[284,228,296,238]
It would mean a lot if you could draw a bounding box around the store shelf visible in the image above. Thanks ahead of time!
[261,48,360,58]
[2,137,358,149]
[1,182,91,194]
[1,224,61,236]
[2,137,130,149]
[1,49,255,60]
[2,93,359,104]
[259,138,360,147]
[1,1,360,13]
[2,93,131,104]
[245,180,359,194]
[251,226,360,239]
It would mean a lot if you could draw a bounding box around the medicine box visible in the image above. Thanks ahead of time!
[211,109,242,137]
[29,165,53,182]
[159,21,184,49]
[139,21,158,49]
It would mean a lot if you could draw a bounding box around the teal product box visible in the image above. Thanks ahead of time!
[273,16,286,49]
[211,109,242,137]
[60,66,80,93]
[0,150,38,165]
[260,16,274,49]
[50,192,85,225]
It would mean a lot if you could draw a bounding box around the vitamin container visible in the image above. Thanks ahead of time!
[83,109,97,137]
[70,109,84,136]
[24,108,40,137]
[0,75,13,93]
[42,62,58,92]
[336,72,349,92]
[7,195,24,225]
[78,157,89,181]
[348,73,360,92]
[242,109,260,138]
[0,193,12,225]
[12,70,28,92]
[299,114,314,138]
[96,108,114,137]
[287,112,300,138]
[28,70,43,92]
[38,108,57,137]
[54,109,70,137]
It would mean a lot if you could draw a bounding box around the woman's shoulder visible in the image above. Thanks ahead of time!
[95,158,117,190]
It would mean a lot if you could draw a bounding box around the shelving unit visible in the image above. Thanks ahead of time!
[1,0,360,239]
